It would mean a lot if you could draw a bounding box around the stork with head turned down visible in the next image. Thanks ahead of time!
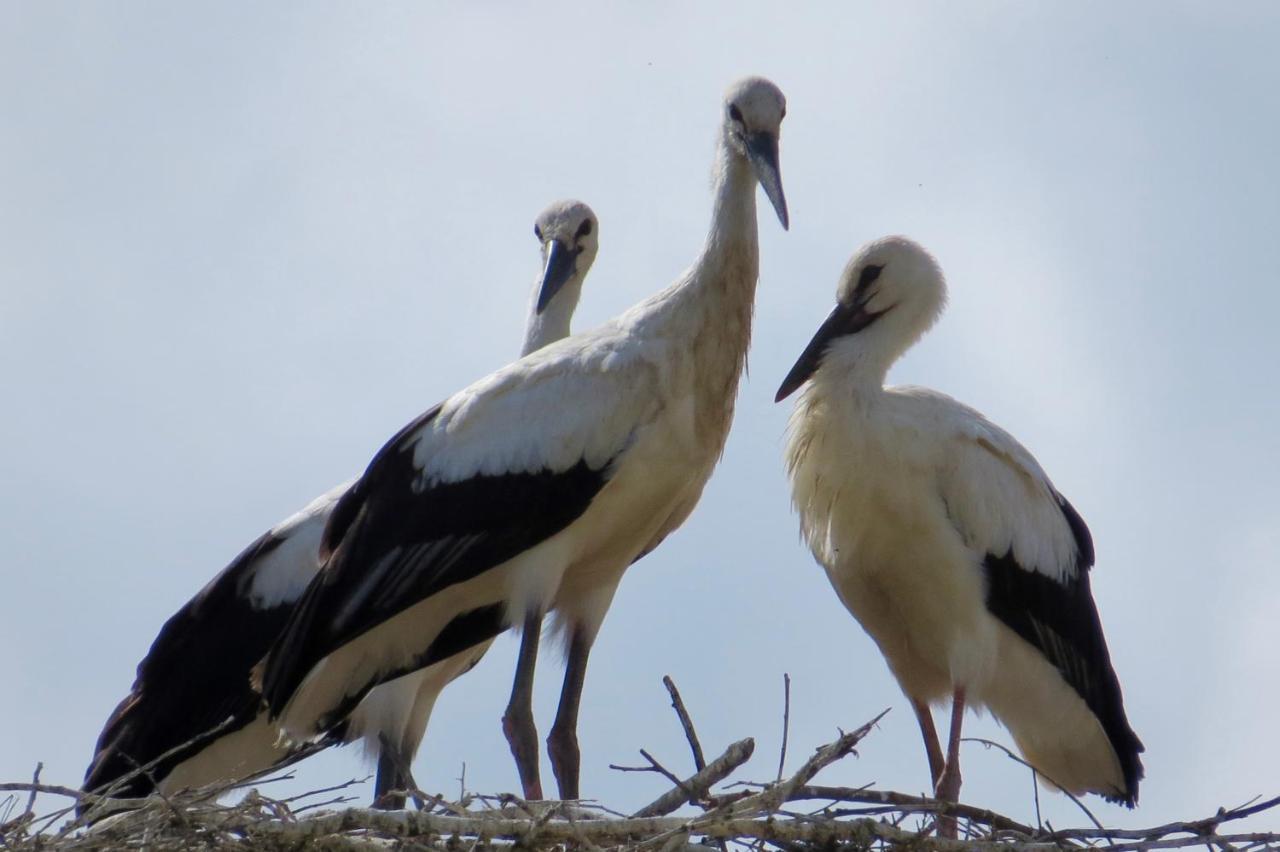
[82,200,600,810]
[259,76,789,802]
[776,236,1143,836]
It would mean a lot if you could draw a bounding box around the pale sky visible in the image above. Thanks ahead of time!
[3,1,1279,833]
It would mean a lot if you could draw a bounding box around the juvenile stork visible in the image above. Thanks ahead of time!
[776,237,1143,830]
[82,200,600,807]
[259,77,789,802]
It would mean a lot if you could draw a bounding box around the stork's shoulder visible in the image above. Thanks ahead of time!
[887,386,1051,484]
[404,323,665,483]
[890,385,1087,581]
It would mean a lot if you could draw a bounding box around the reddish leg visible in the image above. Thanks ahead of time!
[911,698,945,789]
[502,611,545,801]
[935,686,967,839]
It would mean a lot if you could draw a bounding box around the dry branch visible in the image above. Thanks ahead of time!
[662,675,706,773]
[632,737,755,818]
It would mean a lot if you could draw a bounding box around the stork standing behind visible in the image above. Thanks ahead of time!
[82,200,600,808]
[776,236,1143,834]
[259,76,789,802]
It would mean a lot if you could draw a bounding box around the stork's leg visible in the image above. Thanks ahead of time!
[547,626,592,801]
[911,698,945,789]
[373,747,406,810]
[502,611,545,800]
[935,686,967,839]
[372,733,421,810]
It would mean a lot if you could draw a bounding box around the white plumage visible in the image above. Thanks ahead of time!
[777,236,1142,828]
[83,200,600,806]
[261,76,790,802]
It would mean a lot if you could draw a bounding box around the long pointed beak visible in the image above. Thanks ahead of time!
[536,239,577,313]
[775,301,885,402]
[746,131,789,230]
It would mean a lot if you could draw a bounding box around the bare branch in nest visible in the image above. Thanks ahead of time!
[963,736,1105,831]
[776,673,791,783]
[23,764,41,821]
[609,749,687,791]
[791,785,1037,835]
[662,675,706,773]
[632,737,755,818]
[743,708,889,814]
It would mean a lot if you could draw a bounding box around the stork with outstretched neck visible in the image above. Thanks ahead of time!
[82,200,600,809]
[260,76,789,802]
[777,236,1143,836]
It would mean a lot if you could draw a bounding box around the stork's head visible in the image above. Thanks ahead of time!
[532,199,599,315]
[776,236,947,401]
[723,76,789,229]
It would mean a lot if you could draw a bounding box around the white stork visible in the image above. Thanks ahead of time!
[259,76,789,802]
[82,200,600,808]
[776,236,1143,833]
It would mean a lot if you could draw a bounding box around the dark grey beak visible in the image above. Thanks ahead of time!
[746,131,789,230]
[775,301,886,402]
[536,239,577,313]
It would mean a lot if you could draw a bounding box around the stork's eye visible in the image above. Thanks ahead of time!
[858,264,884,290]
[575,219,593,239]
[728,104,743,123]
[534,225,543,240]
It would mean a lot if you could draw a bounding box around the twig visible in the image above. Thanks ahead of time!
[22,765,40,821]
[633,738,755,818]
[1039,794,1280,842]
[963,736,1105,832]
[745,708,889,814]
[611,752,685,787]
[775,674,791,783]
[791,785,1036,835]
[662,676,706,773]
[82,715,238,809]
[1031,764,1042,830]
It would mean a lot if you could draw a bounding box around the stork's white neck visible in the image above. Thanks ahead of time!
[521,279,583,356]
[823,338,896,400]
[660,129,762,447]
[701,140,760,274]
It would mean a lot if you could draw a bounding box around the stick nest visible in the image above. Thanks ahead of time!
[4,681,1277,851]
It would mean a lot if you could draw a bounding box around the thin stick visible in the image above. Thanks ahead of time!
[23,764,41,820]
[775,673,791,783]
[743,708,889,815]
[962,736,1104,832]
[662,676,706,772]
[790,785,1035,834]
[1031,765,1042,830]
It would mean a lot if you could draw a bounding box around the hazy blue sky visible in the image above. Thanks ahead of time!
[3,1,1278,832]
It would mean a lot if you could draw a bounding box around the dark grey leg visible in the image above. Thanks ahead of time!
[547,626,592,800]
[372,733,419,810]
[502,610,545,800]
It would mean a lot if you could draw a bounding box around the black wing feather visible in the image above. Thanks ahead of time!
[982,492,1144,806]
[84,531,298,797]
[262,404,613,718]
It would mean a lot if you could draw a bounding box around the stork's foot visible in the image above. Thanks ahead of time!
[547,719,581,800]
[934,761,962,839]
[502,709,544,801]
